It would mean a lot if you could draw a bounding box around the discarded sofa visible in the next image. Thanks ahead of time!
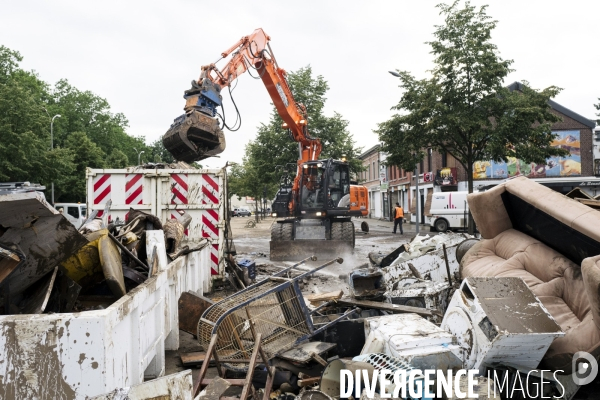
[461,176,600,373]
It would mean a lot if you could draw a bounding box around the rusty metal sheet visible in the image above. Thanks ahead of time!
[270,240,353,261]
[0,192,88,295]
[178,291,214,336]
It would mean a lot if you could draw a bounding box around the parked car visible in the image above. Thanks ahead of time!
[233,208,252,217]
[54,202,87,229]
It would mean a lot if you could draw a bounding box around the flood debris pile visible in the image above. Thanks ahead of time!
[0,192,206,315]
[184,180,600,400]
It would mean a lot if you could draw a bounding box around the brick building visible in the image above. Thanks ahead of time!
[357,144,390,219]
[374,82,597,225]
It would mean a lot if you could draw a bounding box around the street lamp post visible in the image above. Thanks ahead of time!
[414,158,420,235]
[134,148,145,166]
[44,109,61,205]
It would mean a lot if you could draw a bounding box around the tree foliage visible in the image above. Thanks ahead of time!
[376,1,566,196]
[595,98,600,124]
[232,66,363,200]
[0,44,175,202]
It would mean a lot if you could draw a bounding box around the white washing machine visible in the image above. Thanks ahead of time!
[441,277,564,373]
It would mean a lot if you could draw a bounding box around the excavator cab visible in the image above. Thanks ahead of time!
[298,161,350,215]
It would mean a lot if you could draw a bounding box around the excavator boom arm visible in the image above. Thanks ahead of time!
[201,28,321,163]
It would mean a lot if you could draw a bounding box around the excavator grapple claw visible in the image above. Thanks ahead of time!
[162,110,226,163]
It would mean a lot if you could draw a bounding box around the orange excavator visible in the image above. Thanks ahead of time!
[162,28,368,260]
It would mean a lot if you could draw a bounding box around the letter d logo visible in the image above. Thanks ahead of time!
[572,352,598,385]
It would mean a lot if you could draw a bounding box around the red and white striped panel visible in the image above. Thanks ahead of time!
[201,209,220,275]
[170,173,189,236]
[125,173,143,221]
[126,173,143,205]
[93,174,111,218]
[201,173,219,204]
[170,173,188,205]
[201,174,220,275]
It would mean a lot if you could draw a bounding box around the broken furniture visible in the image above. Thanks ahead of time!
[462,176,600,373]
[197,257,353,367]
[193,332,276,400]
[442,277,563,373]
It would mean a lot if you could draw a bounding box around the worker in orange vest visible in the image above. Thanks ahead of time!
[393,202,404,234]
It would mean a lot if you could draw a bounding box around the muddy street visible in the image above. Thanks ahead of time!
[229,216,432,293]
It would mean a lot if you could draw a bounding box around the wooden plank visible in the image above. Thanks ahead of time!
[240,333,262,400]
[179,351,207,367]
[262,366,277,400]
[336,297,441,317]
[304,290,343,305]
[193,334,218,397]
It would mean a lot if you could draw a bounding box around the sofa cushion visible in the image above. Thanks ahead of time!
[539,313,600,373]
[535,296,580,332]
[582,255,600,330]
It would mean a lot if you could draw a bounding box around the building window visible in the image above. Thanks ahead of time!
[441,151,447,168]
[367,165,370,181]
[427,149,432,173]
[372,162,375,180]
[419,159,424,174]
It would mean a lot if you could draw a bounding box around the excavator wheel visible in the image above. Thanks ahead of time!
[330,222,343,240]
[270,222,282,241]
[162,110,226,163]
[281,223,293,241]
[341,221,355,248]
[271,222,293,242]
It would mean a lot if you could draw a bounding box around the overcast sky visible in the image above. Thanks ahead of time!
[2,1,599,168]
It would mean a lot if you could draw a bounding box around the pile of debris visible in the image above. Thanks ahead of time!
[170,227,586,400]
[0,192,207,315]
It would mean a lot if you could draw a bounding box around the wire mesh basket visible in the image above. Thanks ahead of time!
[198,257,350,368]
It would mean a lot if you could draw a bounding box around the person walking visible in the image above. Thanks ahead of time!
[393,202,404,234]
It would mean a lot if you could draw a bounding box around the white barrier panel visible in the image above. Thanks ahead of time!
[0,241,212,398]
[165,245,211,350]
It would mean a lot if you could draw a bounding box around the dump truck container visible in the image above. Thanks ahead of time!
[86,166,226,287]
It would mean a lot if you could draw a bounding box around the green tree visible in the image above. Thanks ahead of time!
[376,1,565,232]
[60,131,107,201]
[148,138,175,163]
[595,98,600,124]
[106,148,129,168]
[243,66,363,196]
[0,45,74,191]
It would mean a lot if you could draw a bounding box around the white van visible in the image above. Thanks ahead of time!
[429,191,468,232]
[54,203,87,229]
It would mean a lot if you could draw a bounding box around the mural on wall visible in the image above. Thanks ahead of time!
[473,130,581,179]
[434,167,458,186]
